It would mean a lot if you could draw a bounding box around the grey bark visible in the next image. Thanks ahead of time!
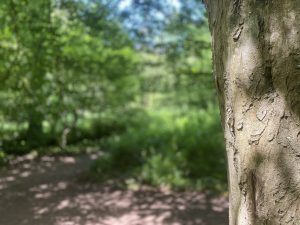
[205,1,300,224]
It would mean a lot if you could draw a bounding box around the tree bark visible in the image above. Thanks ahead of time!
[205,1,300,224]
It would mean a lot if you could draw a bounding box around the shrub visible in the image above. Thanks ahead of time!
[90,105,227,190]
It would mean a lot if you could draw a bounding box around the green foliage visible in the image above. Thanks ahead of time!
[90,106,226,191]
[0,0,227,191]
[0,151,7,167]
[0,0,140,151]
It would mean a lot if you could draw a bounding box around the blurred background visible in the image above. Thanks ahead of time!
[0,0,226,192]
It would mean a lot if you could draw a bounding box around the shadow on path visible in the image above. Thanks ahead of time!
[0,155,228,225]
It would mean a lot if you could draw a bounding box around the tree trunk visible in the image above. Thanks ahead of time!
[26,107,44,148]
[205,1,300,224]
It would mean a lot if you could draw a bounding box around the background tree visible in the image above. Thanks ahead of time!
[0,0,227,192]
[0,0,139,152]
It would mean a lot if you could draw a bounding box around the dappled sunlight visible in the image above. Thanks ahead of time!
[0,0,229,224]
[0,156,228,225]
[207,0,300,222]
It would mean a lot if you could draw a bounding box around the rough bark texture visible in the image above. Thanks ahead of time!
[205,1,300,224]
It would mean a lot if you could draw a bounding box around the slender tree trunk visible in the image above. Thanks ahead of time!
[26,105,44,148]
[25,62,46,147]
[205,1,300,224]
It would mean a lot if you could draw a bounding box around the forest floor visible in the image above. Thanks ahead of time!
[0,154,228,225]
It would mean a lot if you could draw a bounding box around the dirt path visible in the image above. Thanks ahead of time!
[0,155,228,225]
